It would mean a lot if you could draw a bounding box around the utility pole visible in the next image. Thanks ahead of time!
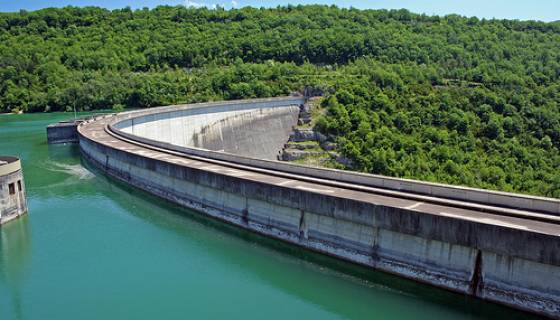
[73,97,77,120]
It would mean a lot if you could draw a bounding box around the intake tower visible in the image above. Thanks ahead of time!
[0,156,28,224]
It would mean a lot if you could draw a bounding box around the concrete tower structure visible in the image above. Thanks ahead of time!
[0,156,28,225]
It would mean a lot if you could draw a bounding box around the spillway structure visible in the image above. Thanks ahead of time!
[76,96,560,318]
[0,156,28,225]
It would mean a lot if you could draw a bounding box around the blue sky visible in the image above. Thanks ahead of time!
[1,1,559,22]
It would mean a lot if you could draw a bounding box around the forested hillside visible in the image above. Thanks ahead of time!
[0,5,559,197]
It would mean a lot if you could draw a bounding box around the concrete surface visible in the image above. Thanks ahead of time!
[108,100,560,216]
[0,156,28,225]
[113,97,302,160]
[77,97,560,318]
[47,121,80,144]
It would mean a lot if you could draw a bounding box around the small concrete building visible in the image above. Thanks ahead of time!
[46,120,81,144]
[0,156,28,224]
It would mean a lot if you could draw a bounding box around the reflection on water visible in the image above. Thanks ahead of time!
[0,215,31,320]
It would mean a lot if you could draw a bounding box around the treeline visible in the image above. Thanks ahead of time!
[1,5,560,112]
[0,60,312,112]
[0,5,558,197]
[315,60,559,197]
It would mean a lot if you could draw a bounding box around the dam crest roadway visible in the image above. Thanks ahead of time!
[76,96,560,319]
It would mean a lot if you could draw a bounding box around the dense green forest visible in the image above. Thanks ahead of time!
[0,5,559,197]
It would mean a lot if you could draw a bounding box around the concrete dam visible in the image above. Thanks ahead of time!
[76,96,560,318]
[113,99,300,160]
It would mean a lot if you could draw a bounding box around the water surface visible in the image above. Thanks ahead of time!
[0,113,537,319]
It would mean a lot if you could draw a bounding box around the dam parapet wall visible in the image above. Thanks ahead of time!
[78,97,560,318]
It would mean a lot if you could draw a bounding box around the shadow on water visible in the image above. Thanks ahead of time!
[80,158,538,320]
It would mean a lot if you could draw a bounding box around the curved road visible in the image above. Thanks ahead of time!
[81,114,560,236]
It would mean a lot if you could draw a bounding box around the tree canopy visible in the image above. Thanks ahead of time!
[0,5,558,197]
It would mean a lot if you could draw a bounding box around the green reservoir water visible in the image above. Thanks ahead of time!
[0,113,537,320]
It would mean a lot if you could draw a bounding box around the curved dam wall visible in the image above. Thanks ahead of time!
[78,97,560,318]
[113,98,302,160]
[112,99,560,217]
